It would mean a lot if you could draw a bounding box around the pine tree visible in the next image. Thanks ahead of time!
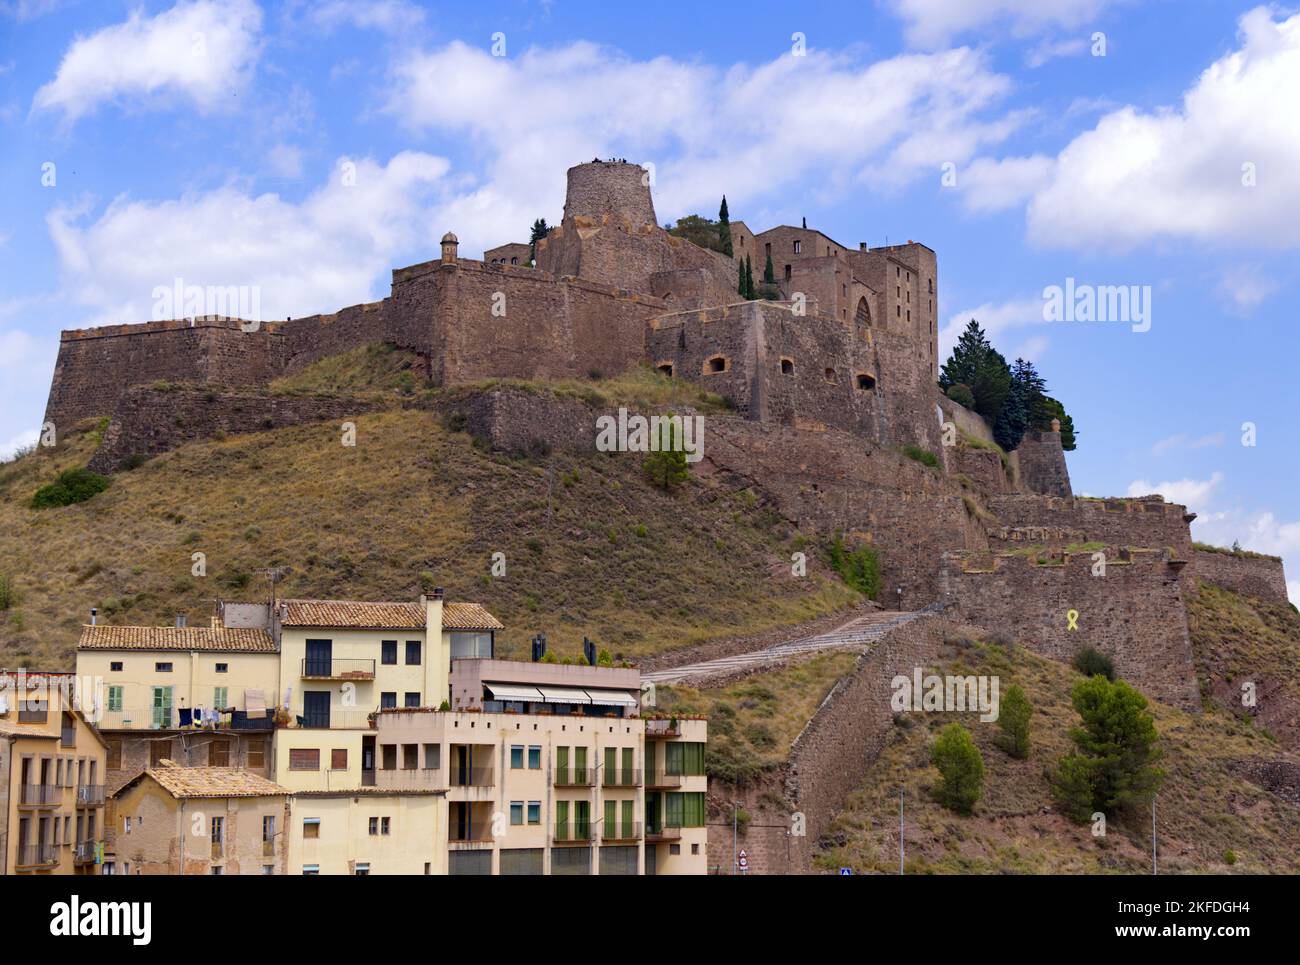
[931,723,984,814]
[1012,358,1051,430]
[528,218,550,264]
[997,684,1033,759]
[717,196,733,257]
[940,320,1012,424]
[1043,397,1078,450]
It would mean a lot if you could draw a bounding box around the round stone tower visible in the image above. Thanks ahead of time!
[562,161,657,227]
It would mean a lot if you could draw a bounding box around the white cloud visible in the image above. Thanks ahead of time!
[32,0,262,123]
[956,155,1055,213]
[1,0,66,21]
[1217,265,1280,313]
[1126,471,1223,510]
[47,152,451,324]
[1151,432,1226,455]
[940,295,1046,360]
[309,0,425,33]
[1024,36,1087,68]
[1194,507,1300,602]
[267,143,305,179]
[382,40,1019,238]
[1019,8,1300,250]
[0,428,39,462]
[888,0,1122,48]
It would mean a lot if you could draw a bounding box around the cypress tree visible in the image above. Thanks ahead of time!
[744,255,755,299]
[738,259,746,297]
[718,196,733,257]
[763,252,775,284]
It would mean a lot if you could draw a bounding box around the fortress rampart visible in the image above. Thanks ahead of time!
[1193,548,1289,603]
[939,549,1201,710]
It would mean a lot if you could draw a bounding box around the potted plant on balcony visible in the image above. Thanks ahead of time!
[367,711,379,729]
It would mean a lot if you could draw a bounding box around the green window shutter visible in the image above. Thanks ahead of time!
[665,742,684,776]
[666,792,684,828]
[604,799,616,836]
[684,742,705,776]
[213,687,227,709]
[604,747,615,782]
[575,801,590,838]
[556,746,569,784]
[107,686,123,712]
[621,747,634,785]
[574,746,587,781]
[684,792,705,827]
[556,800,569,840]
[622,799,633,836]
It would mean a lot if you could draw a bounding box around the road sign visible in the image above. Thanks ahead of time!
[839,867,853,875]
[737,849,749,872]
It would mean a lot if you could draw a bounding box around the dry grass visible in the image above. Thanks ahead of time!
[0,407,859,668]
[814,638,1300,874]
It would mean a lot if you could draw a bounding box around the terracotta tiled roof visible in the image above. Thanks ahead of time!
[77,625,276,652]
[279,599,503,631]
[280,600,425,629]
[134,764,290,799]
[442,602,504,631]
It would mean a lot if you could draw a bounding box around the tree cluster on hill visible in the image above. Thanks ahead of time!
[665,196,735,256]
[938,320,1077,451]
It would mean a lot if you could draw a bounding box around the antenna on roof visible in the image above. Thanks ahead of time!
[263,567,289,609]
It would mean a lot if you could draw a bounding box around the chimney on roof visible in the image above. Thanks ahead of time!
[175,613,187,628]
[859,242,866,251]
[432,587,444,601]
[90,607,97,626]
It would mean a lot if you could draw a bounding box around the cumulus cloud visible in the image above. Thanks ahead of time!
[956,155,1055,213]
[47,151,451,324]
[382,40,1019,233]
[940,295,1047,360]
[888,0,1122,48]
[1024,36,1088,68]
[1217,264,1281,313]
[32,0,262,123]
[1151,432,1226,455]
[1126,472,1223,510]
[309,0,426,33]
[1017,7,1300,250]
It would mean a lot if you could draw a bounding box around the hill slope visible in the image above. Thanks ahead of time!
[0,391,858,668]
[814,636,1300,874]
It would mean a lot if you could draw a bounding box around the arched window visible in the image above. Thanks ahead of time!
[856,373,876,391]
[657,362,674,377]
[824,367,837,383]
[855,297,871,327]
[780,358,794,375]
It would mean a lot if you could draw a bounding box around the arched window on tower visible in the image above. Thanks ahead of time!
[855,297,871,327]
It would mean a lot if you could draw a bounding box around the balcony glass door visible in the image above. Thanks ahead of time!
[305,639,333,677]
[303,691,331,729]
[151,686,173,729]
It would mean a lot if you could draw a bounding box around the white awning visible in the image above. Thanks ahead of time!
[537,686,592,704]
[584,689,639,708]
[485,683,546,702]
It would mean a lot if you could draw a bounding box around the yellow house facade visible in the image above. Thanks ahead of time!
[286,790,444,875]
[0,672,108,876]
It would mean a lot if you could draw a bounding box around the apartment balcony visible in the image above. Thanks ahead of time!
[644,721,681,739]
[552,824,594,846]
[448,828,495,848]
[449,767,494,788]
[18,784,60,808]
[74,841,98,866]
[646,771,682,790]
[600,821,642,843]
[94,707,274,731]
[645,824,682,843]
[76,784,105,808]
[301,658,375,681]
[553,767,594,788]
[296,710,371,730]
[601,768,642,788]
[16,844,58,869]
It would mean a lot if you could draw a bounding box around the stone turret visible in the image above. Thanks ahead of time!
[562,161,657,229]
[440,231,459,264]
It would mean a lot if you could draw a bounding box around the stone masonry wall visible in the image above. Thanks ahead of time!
[939,550,1201,710]
[88,385,380,473]
[1016,429,1072,497]
[1193,549,1289,604]
[987,494,1194,559]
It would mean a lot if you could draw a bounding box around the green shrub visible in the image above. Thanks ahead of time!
[946,383,976,408]
[1051,676,1164,821]
[644,442,689,490]
[931,723,984,814]
[901,444,939,468]
[0,572,17,611]
[997,684,1032,759]
[31,467,110,509]
[1223,850,1238,865]
[1072,646,1116,681]
[828,535,880,599]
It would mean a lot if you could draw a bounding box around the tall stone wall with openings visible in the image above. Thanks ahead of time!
[1192,549,1289,604]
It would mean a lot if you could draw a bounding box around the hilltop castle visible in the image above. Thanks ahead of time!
[38,161,1290,712]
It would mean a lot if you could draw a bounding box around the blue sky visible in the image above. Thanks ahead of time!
[1,0,1298,597]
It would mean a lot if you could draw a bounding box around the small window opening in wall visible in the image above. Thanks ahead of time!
[706,356,727,374]
[784,264,792,281]
[780,358,794,375]
[824,367,836,382]
[657,363,673,377]
[793,240,802,253]
[856,373,876,391]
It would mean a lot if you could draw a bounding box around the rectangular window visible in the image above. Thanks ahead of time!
[402,744,418,769]
[215,663,228,674]
[405,641,421,665]
[209,739,230,767]
[404,692,420,708]
[331,748,348,770]
[263,815,275,845]
[149,740,171,768]
[510,745,524,769]
[213,687,228,709]
[107,686,123,712]
[510,801,524,825]
[380,692,397,710]
[211,816,223,843]
[247,739,265,769]
[154,662,172,673]
[369,816,379,836]
[527,801,540,825]
[303,819,320,839]
[381,640,397,665]
[423,744,440,769]
[289,748,320,771]
[110,662,123,672]
[527,746,541,769]
[381,817,390,836]
[302,864,319,875]
[382,744,397,770]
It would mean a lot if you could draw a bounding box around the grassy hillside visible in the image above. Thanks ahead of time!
[1186,580,1300,751]
[0,394,858,668]
[814,637,1300,873]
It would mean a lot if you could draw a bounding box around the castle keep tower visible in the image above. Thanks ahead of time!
[561,160,657,228]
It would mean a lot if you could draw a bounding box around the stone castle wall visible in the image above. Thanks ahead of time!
[1016,429,1072,497]
[1193,549,1289,604]
[939,550,1202,710]
[986,494,1194,558]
